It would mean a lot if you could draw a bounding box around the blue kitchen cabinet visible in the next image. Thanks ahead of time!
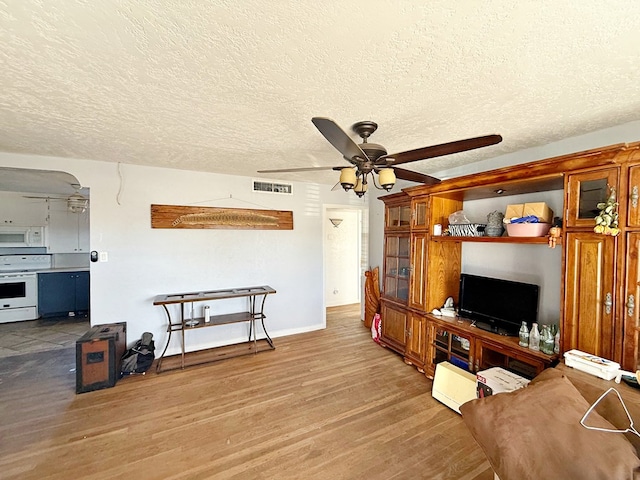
[38,271,90,318]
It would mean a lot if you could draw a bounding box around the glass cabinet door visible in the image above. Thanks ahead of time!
[412,197,429,230]
[432,326,473,371]
[386,204,411,230]
[566,168,619,228]
[383,234,410,303]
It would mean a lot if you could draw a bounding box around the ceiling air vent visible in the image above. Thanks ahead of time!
[253,180,293,195]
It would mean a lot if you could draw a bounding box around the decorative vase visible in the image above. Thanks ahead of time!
[486,211,505,237]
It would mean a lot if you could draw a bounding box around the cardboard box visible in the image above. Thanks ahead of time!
[432,361,477,414]
[523,202,554,223]
[504,204,524,221]
[476,367,530,397]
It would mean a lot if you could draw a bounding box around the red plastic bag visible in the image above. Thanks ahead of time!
[371,313,381,343]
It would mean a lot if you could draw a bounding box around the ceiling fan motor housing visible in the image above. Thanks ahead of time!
[359,142,387,162]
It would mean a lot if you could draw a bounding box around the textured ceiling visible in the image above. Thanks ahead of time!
[1,1,640,187]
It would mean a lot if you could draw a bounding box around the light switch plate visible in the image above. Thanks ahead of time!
[99,252,108,262]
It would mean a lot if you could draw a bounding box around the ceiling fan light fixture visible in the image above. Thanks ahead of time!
[354,177,368,197]
[339,167,357,190]
[378,168,396,191]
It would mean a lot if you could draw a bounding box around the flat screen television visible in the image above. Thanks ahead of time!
[458,273,539,336]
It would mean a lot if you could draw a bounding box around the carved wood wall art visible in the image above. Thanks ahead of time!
[151,204,293,230]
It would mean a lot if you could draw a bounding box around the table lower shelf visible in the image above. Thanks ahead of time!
[157,338,275,372]
[168,311,260,330]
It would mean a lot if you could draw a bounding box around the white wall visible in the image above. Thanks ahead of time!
[0,152,366,355]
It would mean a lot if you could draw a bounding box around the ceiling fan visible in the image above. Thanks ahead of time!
[258,117,502,197]
[23,189,89,213]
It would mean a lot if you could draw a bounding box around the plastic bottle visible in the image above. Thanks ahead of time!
[541,325,554,355]
[529,323,540,351]
[204,305,211,323]
[518,321,529,347]
[554,327,560,354]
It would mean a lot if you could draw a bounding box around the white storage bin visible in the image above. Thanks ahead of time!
[563,349,620,380]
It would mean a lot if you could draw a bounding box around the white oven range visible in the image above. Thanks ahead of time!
[0,255,52,323]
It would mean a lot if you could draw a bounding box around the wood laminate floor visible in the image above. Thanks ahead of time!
[0,304,492,480]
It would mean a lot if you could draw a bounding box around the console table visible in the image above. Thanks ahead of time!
[153,285,276,372]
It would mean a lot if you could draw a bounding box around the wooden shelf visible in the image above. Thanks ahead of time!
[169,312,259,331]
[433,235,561,245]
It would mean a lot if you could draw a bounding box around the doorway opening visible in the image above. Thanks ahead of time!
[323,204,368,322]
[0,167,90,358]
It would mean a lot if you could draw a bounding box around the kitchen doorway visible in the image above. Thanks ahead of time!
[0,167,90,358]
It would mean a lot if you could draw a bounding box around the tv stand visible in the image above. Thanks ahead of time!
[427,313,557,379]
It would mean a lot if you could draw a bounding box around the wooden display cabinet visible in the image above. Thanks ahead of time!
[563,232,617,360]
[425,318,475,378]
[474,338,549,380]
[404,312,428,372]
[409,232,428,310]
[411,196,429,231]
[382,234,410,303]
[384,193,411,231]
[425,315,557,380]
[626,165,640,228]
[379,141,640,379]
[379,300,407,353]
[565,167,619,228]
[624,232,640,371]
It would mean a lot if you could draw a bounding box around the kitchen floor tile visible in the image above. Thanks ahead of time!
[0,316,90,359]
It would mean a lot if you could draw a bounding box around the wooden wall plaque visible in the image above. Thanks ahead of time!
[151,204,293,230]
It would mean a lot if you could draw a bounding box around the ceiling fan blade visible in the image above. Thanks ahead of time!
[392,167,441,185]
[382,134,502,166]
[312,117,369,161]
[257,166,344,173]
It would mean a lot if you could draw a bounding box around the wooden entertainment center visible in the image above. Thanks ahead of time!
[379,141,640,379]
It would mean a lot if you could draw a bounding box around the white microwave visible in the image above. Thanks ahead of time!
[0,226,46,247]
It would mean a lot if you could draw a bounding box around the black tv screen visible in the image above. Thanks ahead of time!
[458,273,539,336]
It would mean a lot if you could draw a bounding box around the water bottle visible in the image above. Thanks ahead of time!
[554,327,560,354]
[204,305,211,323]
[518,321,529,347]
[541,325,554,355]
[529,323,540,351]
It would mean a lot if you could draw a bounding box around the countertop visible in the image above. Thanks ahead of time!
[36,267,90,274]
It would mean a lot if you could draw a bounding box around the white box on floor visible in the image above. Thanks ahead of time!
[432,361,477,414]
[476,367,529,397]
[563,349,620,380]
